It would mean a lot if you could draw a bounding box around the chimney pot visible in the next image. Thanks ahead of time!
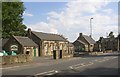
[79,33,82,36]
[28,28,31,39]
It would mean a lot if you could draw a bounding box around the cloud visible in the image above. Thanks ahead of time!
[26,0,118,42]
[28,22,58,34]
[23,12,33,17]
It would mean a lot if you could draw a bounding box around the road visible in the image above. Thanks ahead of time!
[1,52,119,76]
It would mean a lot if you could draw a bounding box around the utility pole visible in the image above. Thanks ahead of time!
[118,34,120,51]
[90,18,93,37]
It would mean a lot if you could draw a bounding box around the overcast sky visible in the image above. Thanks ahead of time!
[22,0,119,42]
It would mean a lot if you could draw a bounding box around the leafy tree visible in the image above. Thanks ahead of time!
[108,31,114,38]
[0,1,2,39]
[2,1,27,38]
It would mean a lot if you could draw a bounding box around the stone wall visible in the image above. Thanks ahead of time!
[42,41,69,56]
[103,50,112,53]
[2,54,32,65]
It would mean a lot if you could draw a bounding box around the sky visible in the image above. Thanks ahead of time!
[22,0,119,42]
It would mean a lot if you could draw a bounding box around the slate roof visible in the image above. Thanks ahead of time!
[77,40,86,45]
[13,36,38,47]
[32,31,68,41]
[68,42,74,47]
[101,37,117,42]
[102,38,110,41]
[2,38,9,47]
[83,35,96,44]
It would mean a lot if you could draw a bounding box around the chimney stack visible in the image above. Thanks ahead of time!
[27,28,31,39]
[79,33,82,36]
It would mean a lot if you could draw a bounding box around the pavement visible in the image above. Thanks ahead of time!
[1,55,75,68]
[1,51,119,76]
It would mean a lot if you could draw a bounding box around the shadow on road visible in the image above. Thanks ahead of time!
[73,53,119,58]
[52,67,120,77]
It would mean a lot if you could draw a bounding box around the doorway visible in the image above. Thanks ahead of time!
[53,50,56,59]
[34,48,36,57]
[59,50,62,59]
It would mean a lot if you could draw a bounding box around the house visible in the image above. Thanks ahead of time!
[73,33,96,52]
[95,36,119,51]
[68,43,74,54]
[2,38,9,48]
[2,35,38,57]
[93,41,101,51]
[27,28,71,57]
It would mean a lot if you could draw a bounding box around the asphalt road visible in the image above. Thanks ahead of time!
[1,52,119,76]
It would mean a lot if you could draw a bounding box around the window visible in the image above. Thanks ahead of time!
[60,44,62,50]
[50,44,54,51]
[26,51,29,54]
[64,44,67,50]
[44,44,48,55]
[91,45,93,47]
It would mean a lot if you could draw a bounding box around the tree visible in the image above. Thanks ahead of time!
[108,31,114,38]
[0,2,2,39]
[2,2,27,38]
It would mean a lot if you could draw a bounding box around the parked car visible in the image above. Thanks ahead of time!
[73,51,86,56]
[0,52,3,56]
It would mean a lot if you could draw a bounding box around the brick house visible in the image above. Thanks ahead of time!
[2,35,38,57]
[73,33,96,52]
[27,28,72,57]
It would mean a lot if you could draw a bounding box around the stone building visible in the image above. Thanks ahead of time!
[73,33,96,52]
[27,28,72,57]
[2,35,38,57]
[68,43,74,54]
[94,36,119,51]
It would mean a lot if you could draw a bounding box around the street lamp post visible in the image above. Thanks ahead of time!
[118,34,120,51]
[90,18,93,37]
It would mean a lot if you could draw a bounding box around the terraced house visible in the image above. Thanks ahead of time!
[94,35,120,51]
[27,28,72,57]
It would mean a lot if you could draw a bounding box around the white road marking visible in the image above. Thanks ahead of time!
[46,71,58,75]
[69,62,94,69]
[96,59,109,62]
[75,62,93,69]
[35,70,58,75]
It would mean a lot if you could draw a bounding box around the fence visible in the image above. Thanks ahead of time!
[1,54,33,65]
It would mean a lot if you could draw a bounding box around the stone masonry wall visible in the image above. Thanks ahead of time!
[2,54,32,65]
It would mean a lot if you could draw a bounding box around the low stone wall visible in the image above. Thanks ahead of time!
[88,52,97,55]
[2,54,33,65]
[103,50,112,53]
[62,54,73,59]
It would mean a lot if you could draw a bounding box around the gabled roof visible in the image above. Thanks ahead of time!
[68,42,74,47]
[77,40,86,45]
[32,31,68,41]
[102,38,110,41]
[13,36,38,47]
[101,37,117,42]
[2,38,9,47]
[83,35,96,44]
